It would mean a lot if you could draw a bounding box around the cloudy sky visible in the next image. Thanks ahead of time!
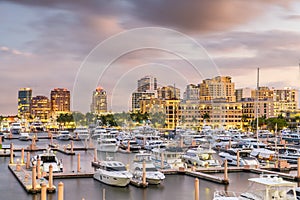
[1,0,300,115]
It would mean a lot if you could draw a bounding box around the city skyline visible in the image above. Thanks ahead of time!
[1,1,300,115]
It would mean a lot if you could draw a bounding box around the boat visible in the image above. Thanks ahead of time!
[18,132,31,141]
[151,147,185,169]
[93,160,133,187]
[91,126,107,140]
[56,130,72,140]
[182,147,221,167]
[96,133,118,152]
[219,148,260,167]
[30,122,45,132]
[132,151,165,185]
[213,174,297,200]
[31,149,63,172]
[10,122,22,134]
[119,139,141,153]
[73,126,90,140]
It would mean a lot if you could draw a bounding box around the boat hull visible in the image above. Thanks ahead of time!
[93,171,131,187]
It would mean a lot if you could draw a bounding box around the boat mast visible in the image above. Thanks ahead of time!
[256,68,260,145]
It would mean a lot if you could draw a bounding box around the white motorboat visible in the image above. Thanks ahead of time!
[213,174,297,200]
[119,139,141,153]
[132,151,165,185]
[10,122,22,134]
[93,160,133,187]
[152,147,185,169]
[219,148,259,167]
[73,126,90,140]
[30,122,45,132]
[96,133,118,152]
[31,149,63,172]
[19,132,31,141]
[56,130,72,140]
[182,147,221,167]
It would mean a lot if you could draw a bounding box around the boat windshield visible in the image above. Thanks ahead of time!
[40,155,56,163]
[106,166,127,171]
[146,167,158,172]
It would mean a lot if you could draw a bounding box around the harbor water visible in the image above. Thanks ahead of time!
[0,134,294,200]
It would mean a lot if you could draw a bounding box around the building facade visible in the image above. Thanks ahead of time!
[50,88,70,115]
[157,85,180,100]
[183,84,200,100]
[137,75,157,92]
[91,87,107,114]
[30,96,51,121]
[18,88,32,119]
[199,76,236,102]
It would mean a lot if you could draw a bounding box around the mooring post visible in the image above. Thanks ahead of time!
[237,150,240,167]
[77,153,81,172]
[32,165,37,190]
[10,143,14,164]
[26,152,30,169]
[49,164,53,189]
[142,160,146,185]
[224,160,228,182]
[127,141,131,152]
[297,157,300,179]
[41,183,47,200]
[37,158,41,179]
[70,141,74,153]
[94,148,97,162]
[21,148,25,164]
[58,182,64,200]
[194,178,199,200]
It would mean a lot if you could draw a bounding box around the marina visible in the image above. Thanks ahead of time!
[2,131,300,200]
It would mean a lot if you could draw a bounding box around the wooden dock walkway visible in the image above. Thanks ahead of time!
[8,164,56,194]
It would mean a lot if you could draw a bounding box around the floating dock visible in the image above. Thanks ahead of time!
[185,170,229,184]
[8,164,56,194]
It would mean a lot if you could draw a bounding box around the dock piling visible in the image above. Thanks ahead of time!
[48,164,54,190]
[26,152,30,169]
[58,182,64,200]
[224,160,228,182]
[237,150,240,167]
[10,143,14,164]
[32,165,37,190]
[77,153,81,172]
[194,178,199,200]
[94,148,97,162]
[70,141,74,153]
[297,157,300,179]
[37,158,41,179]
[103,188,106,200]
[142,161,146,185]
[21,148,25,164]
[41,183,47,200]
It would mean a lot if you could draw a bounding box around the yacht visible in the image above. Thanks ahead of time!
[219,148,260,167]
[151,147,185,169]
[96,133,118,152]
[119,139,141,153]
[56,130,72,140]
[10,122,22,134]
[213,174,297,200]
[182,147,221,167]
[19,132,31,141]
[30,122,45,132]
[131,151,165,185]
[91,126,107,140]
[93,160,133,187]
[73,126,90,140]
[31,149,63,172]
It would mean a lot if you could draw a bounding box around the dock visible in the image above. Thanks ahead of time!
[8,164,56,194]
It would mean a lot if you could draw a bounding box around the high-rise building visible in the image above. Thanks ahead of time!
[157,85,180,100]
[235,88,252,102]
[30,96,51,121]
[91,87,107,114]
[183,84,200,100]
[199,76,236,102]
[137,75,157,92]
[50,88,70,115]
[132,92,156,112]
[18,88,32,119]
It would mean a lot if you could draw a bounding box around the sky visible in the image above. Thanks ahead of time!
[1,0,300,115]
